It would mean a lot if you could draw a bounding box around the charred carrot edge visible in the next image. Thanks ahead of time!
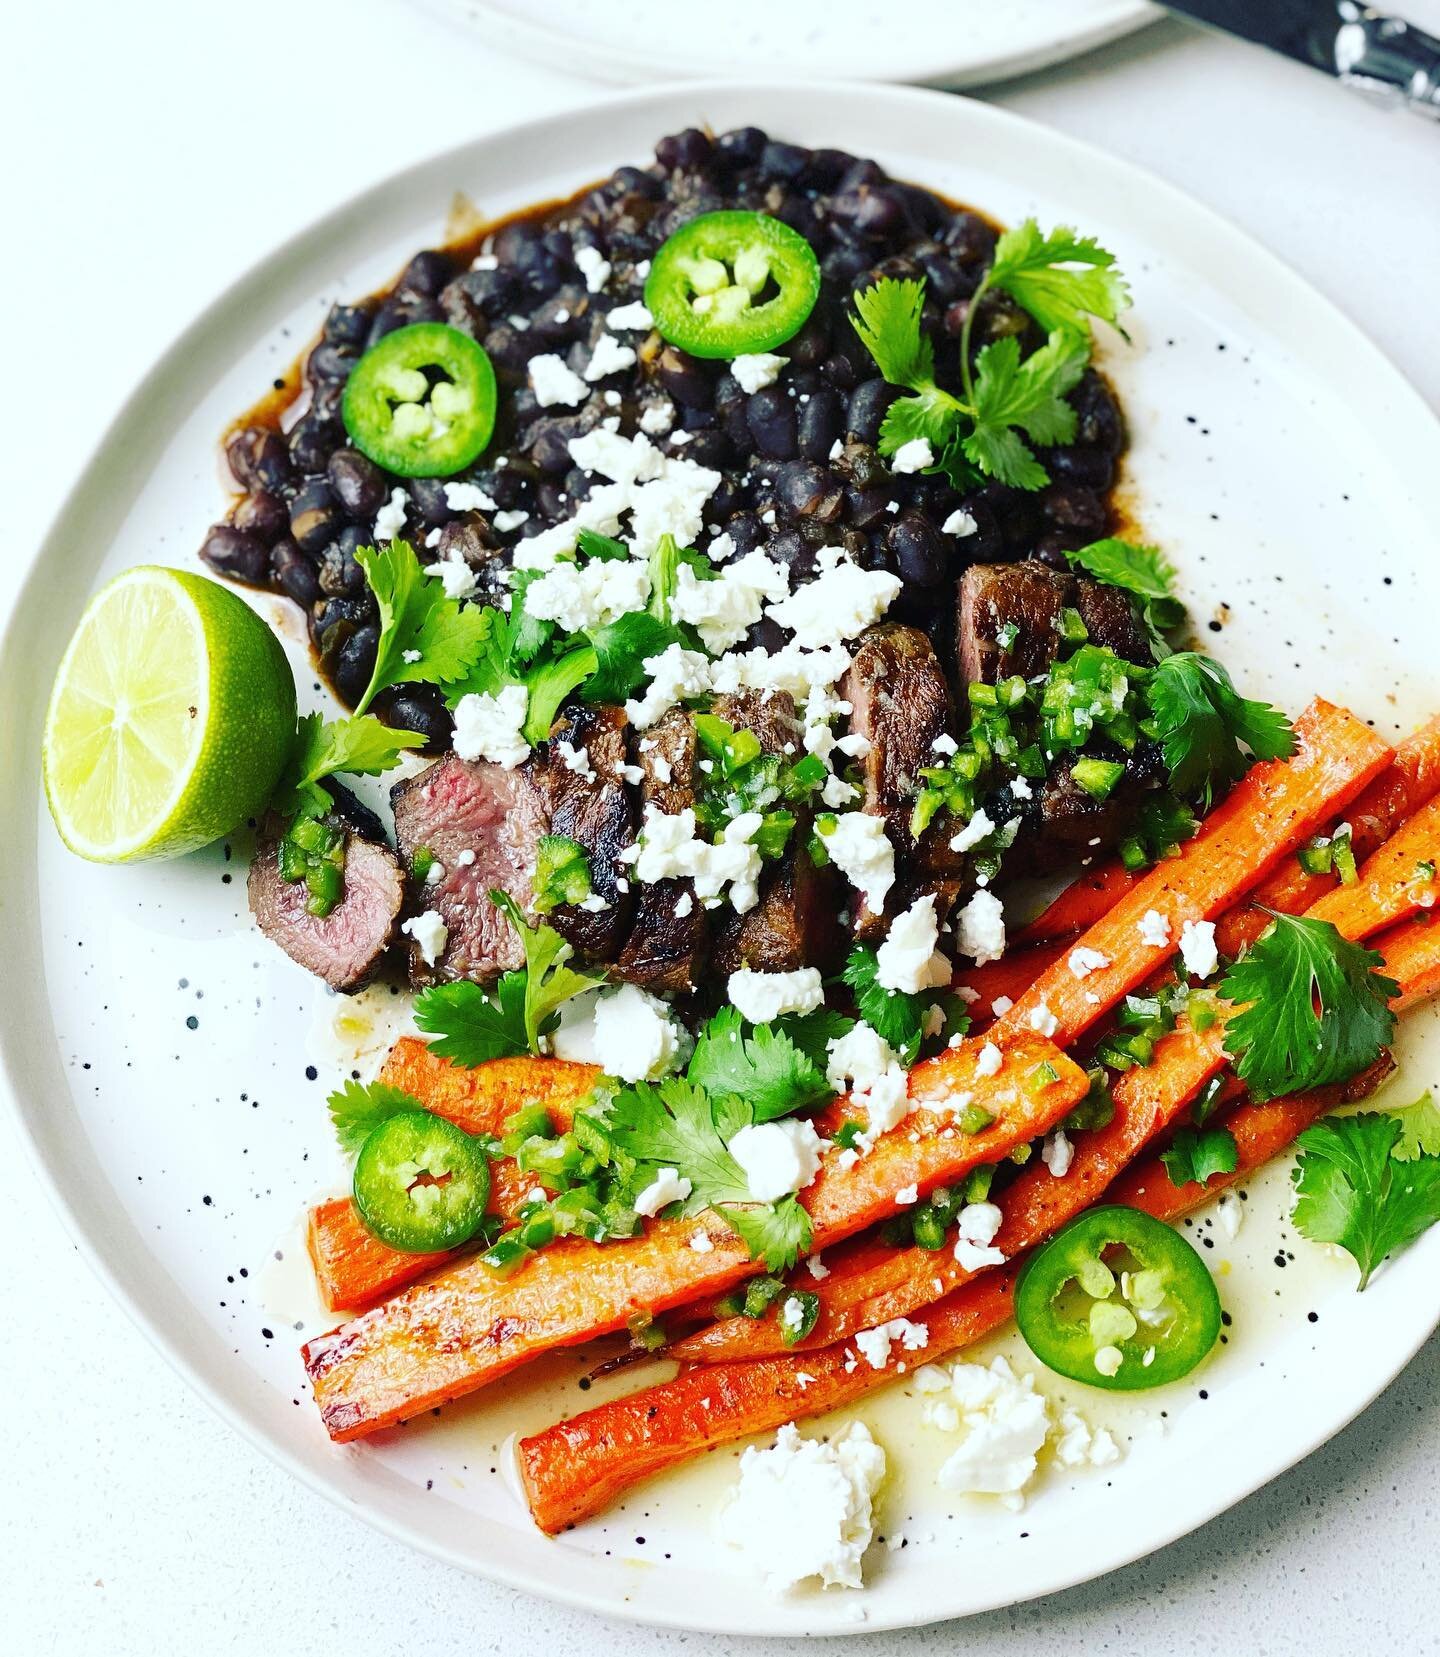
[301,1034,1086,1442]
[995,700,1390,1048]
[675,783,1428,1364]
[518,1057,1400,1535]
[953,940,1069,1023]
[306,1048,597,1312]
[1020,712,1440,957]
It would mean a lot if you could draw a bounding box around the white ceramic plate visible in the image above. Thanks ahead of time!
[4,82,1438,1637]
[414,0,1157,88]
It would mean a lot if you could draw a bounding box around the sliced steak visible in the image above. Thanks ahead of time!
[390,753,547,983]
[248,793,404,993]
[536,704,636,963]
[709,690,844,977]
[615,708,708,994]
[956,560,1152,687]
[842,624,966,941]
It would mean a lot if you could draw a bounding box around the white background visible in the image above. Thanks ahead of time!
[3,2,1438,1651]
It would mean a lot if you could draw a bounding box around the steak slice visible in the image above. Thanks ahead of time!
[709,690,843,977]
[956,560,1153,687]
[842,624,966,941]
[248,789,404,993]
[390,753,547,983]
[536,704,636,963]
[615,708,708,994]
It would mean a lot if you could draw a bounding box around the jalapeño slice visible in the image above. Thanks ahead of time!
[341,322,497,477]
[645,211,821,360]
[1014,1205,1221,1390]
[352,1109,491,1253]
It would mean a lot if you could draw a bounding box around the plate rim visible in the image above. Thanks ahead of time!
[411,0,1159,89]
[3,76,1438,1635]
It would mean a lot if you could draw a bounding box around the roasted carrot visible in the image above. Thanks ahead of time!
[1014,862,1139,947]
[954,940,1069,1023]
[518,1061,1396,1535]
[307,1046,597,1311]
[301,1033,1086,1442]
[1302,792,1440,939]
[1377,914,1440,1014]
[995,700,1390,1047]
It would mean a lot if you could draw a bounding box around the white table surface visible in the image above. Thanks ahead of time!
[3,3,1438,1651]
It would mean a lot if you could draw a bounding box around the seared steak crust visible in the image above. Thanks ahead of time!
[956,560,1153,688]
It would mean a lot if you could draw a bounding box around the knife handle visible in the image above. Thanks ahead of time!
[1333,4,1440,119]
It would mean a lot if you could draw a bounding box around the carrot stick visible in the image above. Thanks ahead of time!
[1377,915,1440,1014]
[1301,793,1440,940]
[307,1046,597,1311]
[1014,862,1139,947]
[953,940,1068,1023]
[518,1059,1396,1535]
[301,1033,1086,1442]
[995,700,1390,1048]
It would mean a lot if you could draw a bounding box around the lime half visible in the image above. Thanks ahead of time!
[43,566,297,862]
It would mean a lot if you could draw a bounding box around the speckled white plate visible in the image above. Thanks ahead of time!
[413,0,1157,88]
[3,82,1439,1637]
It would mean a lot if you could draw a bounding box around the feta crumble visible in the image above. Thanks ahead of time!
[1041,1129,1074,1178]
[767,561,902,650]
[917,1356,1049,1500]
[728,967,825,1023]
[624,803,764,912]
[955,889,1007,965]
[890,436,934,474]
[634,1165,693,1218]
[373,487,408,542]
[528,352,589,408]
[941,508,979,537]
[949,806,996,855]
[729,1118,826,1203]
[975,1042,1003,1078]
[1138,908,1172,949]
[730,352,787,393]
[1179,918,1219,980]
[574,243,612,293]
[952,1200,1005,1271]
[400,910,448,968]
[443,480,498,513]
[592,983,689,1083]
[606,299,653,331]
[584,332,637,382]
[854,1317,929,1371]
[875,894,952,995]
[1067,946,1111,979]
[451,685,530,768]
[823,812,896,912]
[826,1021,911,1140]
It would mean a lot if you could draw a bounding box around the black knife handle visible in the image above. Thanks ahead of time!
[1333,4,1440,118]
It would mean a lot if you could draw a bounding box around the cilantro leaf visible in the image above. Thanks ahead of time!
[878,385,966,458]
[413,975,531,1065]
[775,1008,859,1071]
[353,539,494,714]
[505,568,559,665]
[1146,653,1295,807]
[724,1196,814,1274]
[274,712,424,817]
[986,220,1131,336]
[961,330,1088,489]
[520,645,599,743]
[842,944,928,1061]
[687,1007,832,1123]
[1160,1125,1239,1188]
[1291,1111,1440,1288]
[439,599,598,744]
[1221,913,1397,1100]
[1391,1090,1440,1161]
[326,1078,428,1157]
[491,889,604,1052]
[850,277,935,389]
[532,834,592,914]
[1065,538,1177,603]
[583,612,681,703]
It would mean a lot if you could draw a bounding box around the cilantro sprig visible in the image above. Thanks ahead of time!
[352,539,494,714]
[1160,1125,1239,1188]
[686,1007,832,1123]
[413,889,603,1063]
[1147,653,1295,808]
[842,943,969,1061]
[1221,913,1397,1101]
[1292,1106,1440,1288]
[326,1079,431,1157]
[273,712,425,818]
[849,218,1129,492]
[1064,537,1187,657]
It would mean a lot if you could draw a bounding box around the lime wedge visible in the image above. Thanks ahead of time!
[43,566,297,862]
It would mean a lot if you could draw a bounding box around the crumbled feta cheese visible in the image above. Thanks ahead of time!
[1217,1190,1244,1238]
[895,1184,919,1207]
[372,487,409,542]
[854,1317,929,1371]
[1068,946,1111,979]
[673,890,693,918]
[584,332,637,382]
[823,812,896,912]
[1138,909,1172,949]
[955,889,1007,965]
[766,561,902,650]
[827,1021,910,1139]
[990,995,1014,1016]
[729,1118,825,1203]
[975,1042,1003,1078]
[1027,1000,1059,1039]
[716,1422,885,1593]
[941,508,978,537]
[625,803,764,912]
[1179,918,1219,980]
[728,967,825,1023]
[931,733,959,757]
[400,910,448,968]
[592,983,689,1083]
[780,1295,807,1336]
[493,509,530,533]
[442,480,498,514]
[806,1254,830,1281]
[1009,774,1033,800]
[689,1230,715,1253]
[451,685,530,768]
[918,1356,1050,1499]
[401,648,423,665]
[456,849,476,867]
[949,807,996,855]
[523,555,650,632]
[709,641,853,700]
[606,300,653,331]
[634,1165,693,1218]
[638,399,675,435]
[890,437,934,474]
[1053,1408,1122,1469]
[875,894,952,995]
[1042,1129,1074,1178]
[422,858,445,887]
[556,739,595,782]
[671,550,790,652]
[730,352,787,393]
[953,1200,1005,1271]
[528,352,589,408]
[574,243,611,293]
[471,253,498,271]
[623,642,713,729]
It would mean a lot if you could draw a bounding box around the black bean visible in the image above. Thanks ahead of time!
[482,323,535,375]
[744,616,790,654]
[199,525,268,586]
[270,538,322,606]
[822,245,871,288]
[232,488,288,542]
[746,386,797,460]
[516,245,567,300]
[1071,371,1125,455]
[306,342,358,386]
[656,127,712,171]
[684,430,730,471]
[726,512,764,555]
[528,414,589,474]
[776,460,844,523]
[536,481,570,519]
[1043,446,1115,490]
[287,412,343,476]
[408,477,453,528]
[562,465,594,504]
[830,186,909,241]
[762,529,816,584]
[846,484,892,530]
[707,477,747,519]
[318,536,365,598]
[942,210,998,266]
[805,148,853,189]
[1034,532,1082,567]
[311,596,370,649]
[859,531,899,576]
[399,250,453,298]
[785,313,830,371]
[889,511,948,587]
[655,345,714,408]
[998,497,1044,556]
[716,126,766,168]
[289,479,344,553]
[846,377,900,444]
[225,427,291,493]
[366,297,415,347]
[323,303,372,348]
[1040,482,1107,535]
[797,387,844,461]
[441,264,521,331]
[954,497,1006,562]
[333,625,379,706]
[917,248,977,306]
[610,164,663,200]
[377,686,453,753]
[327,449,387,519]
